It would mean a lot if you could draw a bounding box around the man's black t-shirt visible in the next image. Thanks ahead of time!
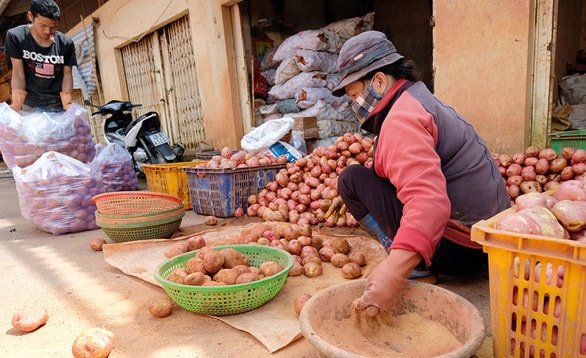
[4,24,77,109]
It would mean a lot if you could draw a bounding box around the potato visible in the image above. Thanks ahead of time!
[196,246,211,259]
[186,235,206,251]
[497,212,542,235]
[183,272,211,286]
[235,272,258,284]
[256,237,270,245]
[282,225,298,240]
[300,245,319,259]
[72,327,115,358]
[89,238,107,251]
[297,235,312,247]
[515,192,547,210]
[330,253,351,268]
[247,223,270,240]
[551,200,586,232]
[520,180,542,194]
[213,269,239,285]
[287,239,302,255]
[310,236,323,250]
[262,229,277,241]
[341,262,363,279]
[292,254,303,265]
[168,268,188,284]
[186,257,206,274]
[11,307,49,332]
[202,281,225,287]
[331,238,350,254]
[234,207,245,217]
[319,246,336,262]
[294,293,312,315]
[297,223,312,237]
[203,250,224,274]
[521,206,566,239]
[348,252,367,266]
[232,264,251,276]
[204,216,218,226]
[249,266,264,280]
[302,255,322,266]
[288,262,304,276]
[304,261,323,278]
[220,248,249,268]
[553,180,586,201]
[164,242,188,258]
[260,261,283,277]
[147,296,174,318]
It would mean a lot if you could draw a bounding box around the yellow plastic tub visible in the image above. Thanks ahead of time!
[143,161,206,210]
[471,207,586,357]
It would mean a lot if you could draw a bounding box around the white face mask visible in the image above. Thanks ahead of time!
[351,79,384,123]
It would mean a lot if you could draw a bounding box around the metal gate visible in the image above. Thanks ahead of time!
[120,15,205,152]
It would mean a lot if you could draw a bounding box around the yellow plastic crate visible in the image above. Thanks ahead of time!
[142,161,206,210]
[471,207,586,357]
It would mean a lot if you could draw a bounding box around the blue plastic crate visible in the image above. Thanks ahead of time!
[183,164,285,218]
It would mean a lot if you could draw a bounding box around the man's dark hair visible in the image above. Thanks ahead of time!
[29,0,61,20]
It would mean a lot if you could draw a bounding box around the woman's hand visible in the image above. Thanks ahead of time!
[352,249,421,316]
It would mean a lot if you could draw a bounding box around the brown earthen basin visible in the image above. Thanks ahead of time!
[299,279,485,358]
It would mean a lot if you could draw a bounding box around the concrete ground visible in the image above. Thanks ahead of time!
[0,162,494,357]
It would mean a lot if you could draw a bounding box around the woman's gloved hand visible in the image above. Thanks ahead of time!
[352,249,422,317]
[60,91,72,110]
[9,89,27,112]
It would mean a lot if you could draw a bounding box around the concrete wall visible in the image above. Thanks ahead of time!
[433,1,533,155]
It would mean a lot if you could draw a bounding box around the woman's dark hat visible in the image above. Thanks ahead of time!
[332,31,404,97]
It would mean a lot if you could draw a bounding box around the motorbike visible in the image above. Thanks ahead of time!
[86,100,184,174]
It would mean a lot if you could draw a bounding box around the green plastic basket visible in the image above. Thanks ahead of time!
[96,212,184,242]
[155,245,294,316]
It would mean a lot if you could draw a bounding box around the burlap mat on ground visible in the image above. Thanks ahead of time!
[102,223,387,353]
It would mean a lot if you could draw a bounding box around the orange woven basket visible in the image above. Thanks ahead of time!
[92,191,185,242]
[92,191,184,217]
[94,206,185,225]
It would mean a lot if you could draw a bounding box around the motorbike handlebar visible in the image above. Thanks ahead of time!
[90,101,143,117]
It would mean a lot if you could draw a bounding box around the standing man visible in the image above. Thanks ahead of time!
[4,0,77,112]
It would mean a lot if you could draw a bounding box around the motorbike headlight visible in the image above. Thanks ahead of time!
[133,148,148,162]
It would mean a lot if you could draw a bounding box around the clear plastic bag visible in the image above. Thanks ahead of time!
[0,102,96,168]
[93,142,138,192]
[13,151,104,235]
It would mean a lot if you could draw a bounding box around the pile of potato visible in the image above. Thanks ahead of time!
[163,221,367,285]
[244,132,373,227]
[193,146,288,169]
[236,221,366,280]
[166,245,284,286]
[497,178,586,242]
[493,146,586,203]
[242,140,586,227]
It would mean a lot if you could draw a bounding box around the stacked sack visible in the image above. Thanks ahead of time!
[0,102,137,235]
[258,13,375,140]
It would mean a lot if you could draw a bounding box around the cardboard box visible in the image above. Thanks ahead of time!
[0,82,11,103]
[282,116,318,142]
